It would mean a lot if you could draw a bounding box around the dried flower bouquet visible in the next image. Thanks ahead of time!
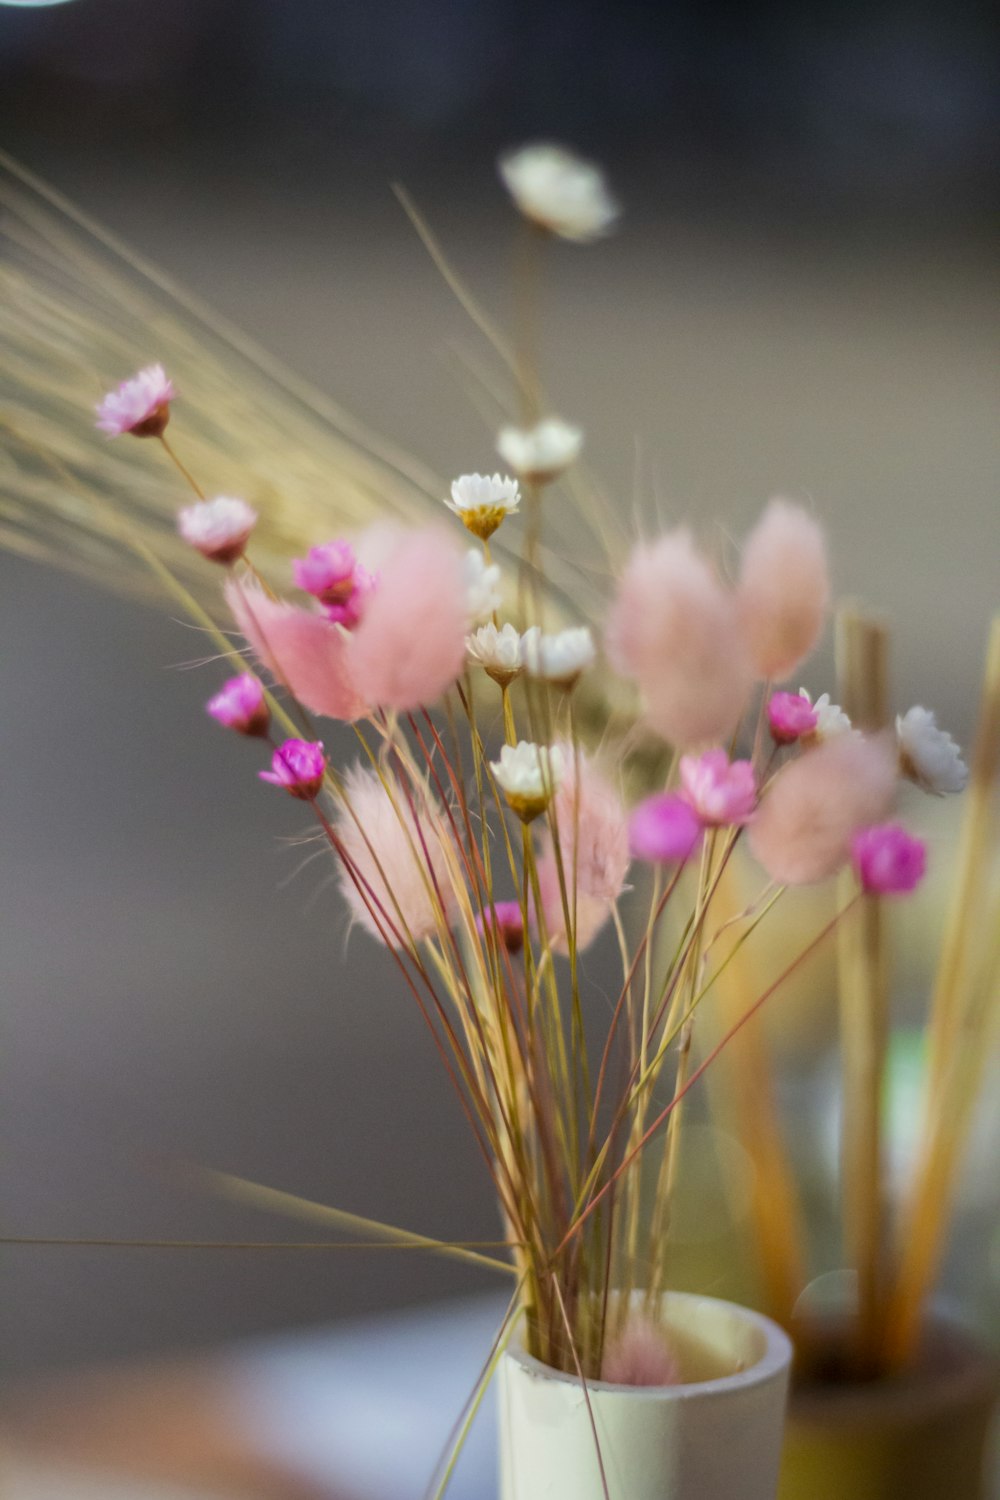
[2,145,993,1419]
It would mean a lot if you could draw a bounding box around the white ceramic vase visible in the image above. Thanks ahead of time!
[498,1291,793,1500]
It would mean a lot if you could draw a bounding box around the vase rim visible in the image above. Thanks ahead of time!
[503,1290,792,1401]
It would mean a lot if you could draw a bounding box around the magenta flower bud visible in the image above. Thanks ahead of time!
[322,564,379,629]
[259,738,326,799]
[629,794,702,864]
[206,674,269,737]
[679,749,757,826]
[292,541,357,603]
[95,364,176,438]
[178,496,257,565]
[475,900,525,953]
[768,690,819,745]
[851,822,927,895]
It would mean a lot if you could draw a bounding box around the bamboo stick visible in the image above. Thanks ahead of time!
[835,605,891,1374]
[884,616,1000,1368]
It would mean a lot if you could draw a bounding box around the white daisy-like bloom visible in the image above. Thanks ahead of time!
[446,473,520,541]
[491,741,565,822]
[896,706,968,795]
[466,622,523,686]
[498,144,619,242]
[463,548,503,625]
[798,689,852,742]
[521,625,596,687]
[496,418,583,485]
[177,496,258,565]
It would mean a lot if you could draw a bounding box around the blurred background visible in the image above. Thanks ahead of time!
[0,0,997,1419]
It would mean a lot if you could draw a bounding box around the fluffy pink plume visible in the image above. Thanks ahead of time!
[537,749,630,951]
[601,1317,681,1387]
[605,529,751,748]
[749,733,897,885]
[225,580,368,722]
[335,767,461,947]
[738,499,829,681]
[350,526,468,711]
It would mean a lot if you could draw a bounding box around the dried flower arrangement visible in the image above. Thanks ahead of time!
[2,143,997,1470]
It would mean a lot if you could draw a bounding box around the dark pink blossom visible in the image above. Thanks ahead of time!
[768,690,819,745]
[259,739,326,799]
[629,794,702,865]
[206,674,268,736]
[322,564,378,629]
[293,541,357,603]
[679,750,756,826]
[852,823,927,895]
[476,901,525,953]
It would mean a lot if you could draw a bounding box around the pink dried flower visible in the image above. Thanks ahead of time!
[852,823,927,894]
[95,364,176,438]
[225,580,368,722]
[350,526,468,711]
[206,674,269,736]
[601,1317,681,1387]
[536,749,630,951]
[335,766,461,947]
[738,499,830,681]
[476,901,525,954]
[259,739,326,799]
[749,732,897,886]
[179,497,257,565]
[605,529,751,749]
[292,541,357,602]
[679,749,756,826]
[323,565,378,630]
[768,690,820,744]
[629,794,702,864]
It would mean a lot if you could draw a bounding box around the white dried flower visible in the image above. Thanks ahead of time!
[521,625,596,687]
[467,622,523,686]
[799,689,852,742]
[446,473,520,541]
[463,549,503,625]
[499,144,619,242]
[496,418,583,485]
[896,706,968,795]
[177,496,257,565]
[491,741,564,822]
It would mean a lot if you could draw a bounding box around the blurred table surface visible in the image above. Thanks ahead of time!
[5,1293,999,1500]
[0,1293,509,1500]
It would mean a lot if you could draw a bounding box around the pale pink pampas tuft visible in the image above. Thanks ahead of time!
[601,1316,681,1386]
[749,733,897,885]
[738,498,830,681]
[350,526,469,711]
[537,748,631,951]
[605,529,752,748]
[226,579,368,722]
[335,766,461,947]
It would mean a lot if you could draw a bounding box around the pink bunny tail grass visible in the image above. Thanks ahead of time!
[535,749,630,953]
[605,529,752,748]
[536,851,613,953]
[601,1317,681,1387]
[335,766,461,947]
[225,579,368,722]
[749,732,897,885]
[550,747,631,903]
[738,498,830,681]
[350,526,469,711]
